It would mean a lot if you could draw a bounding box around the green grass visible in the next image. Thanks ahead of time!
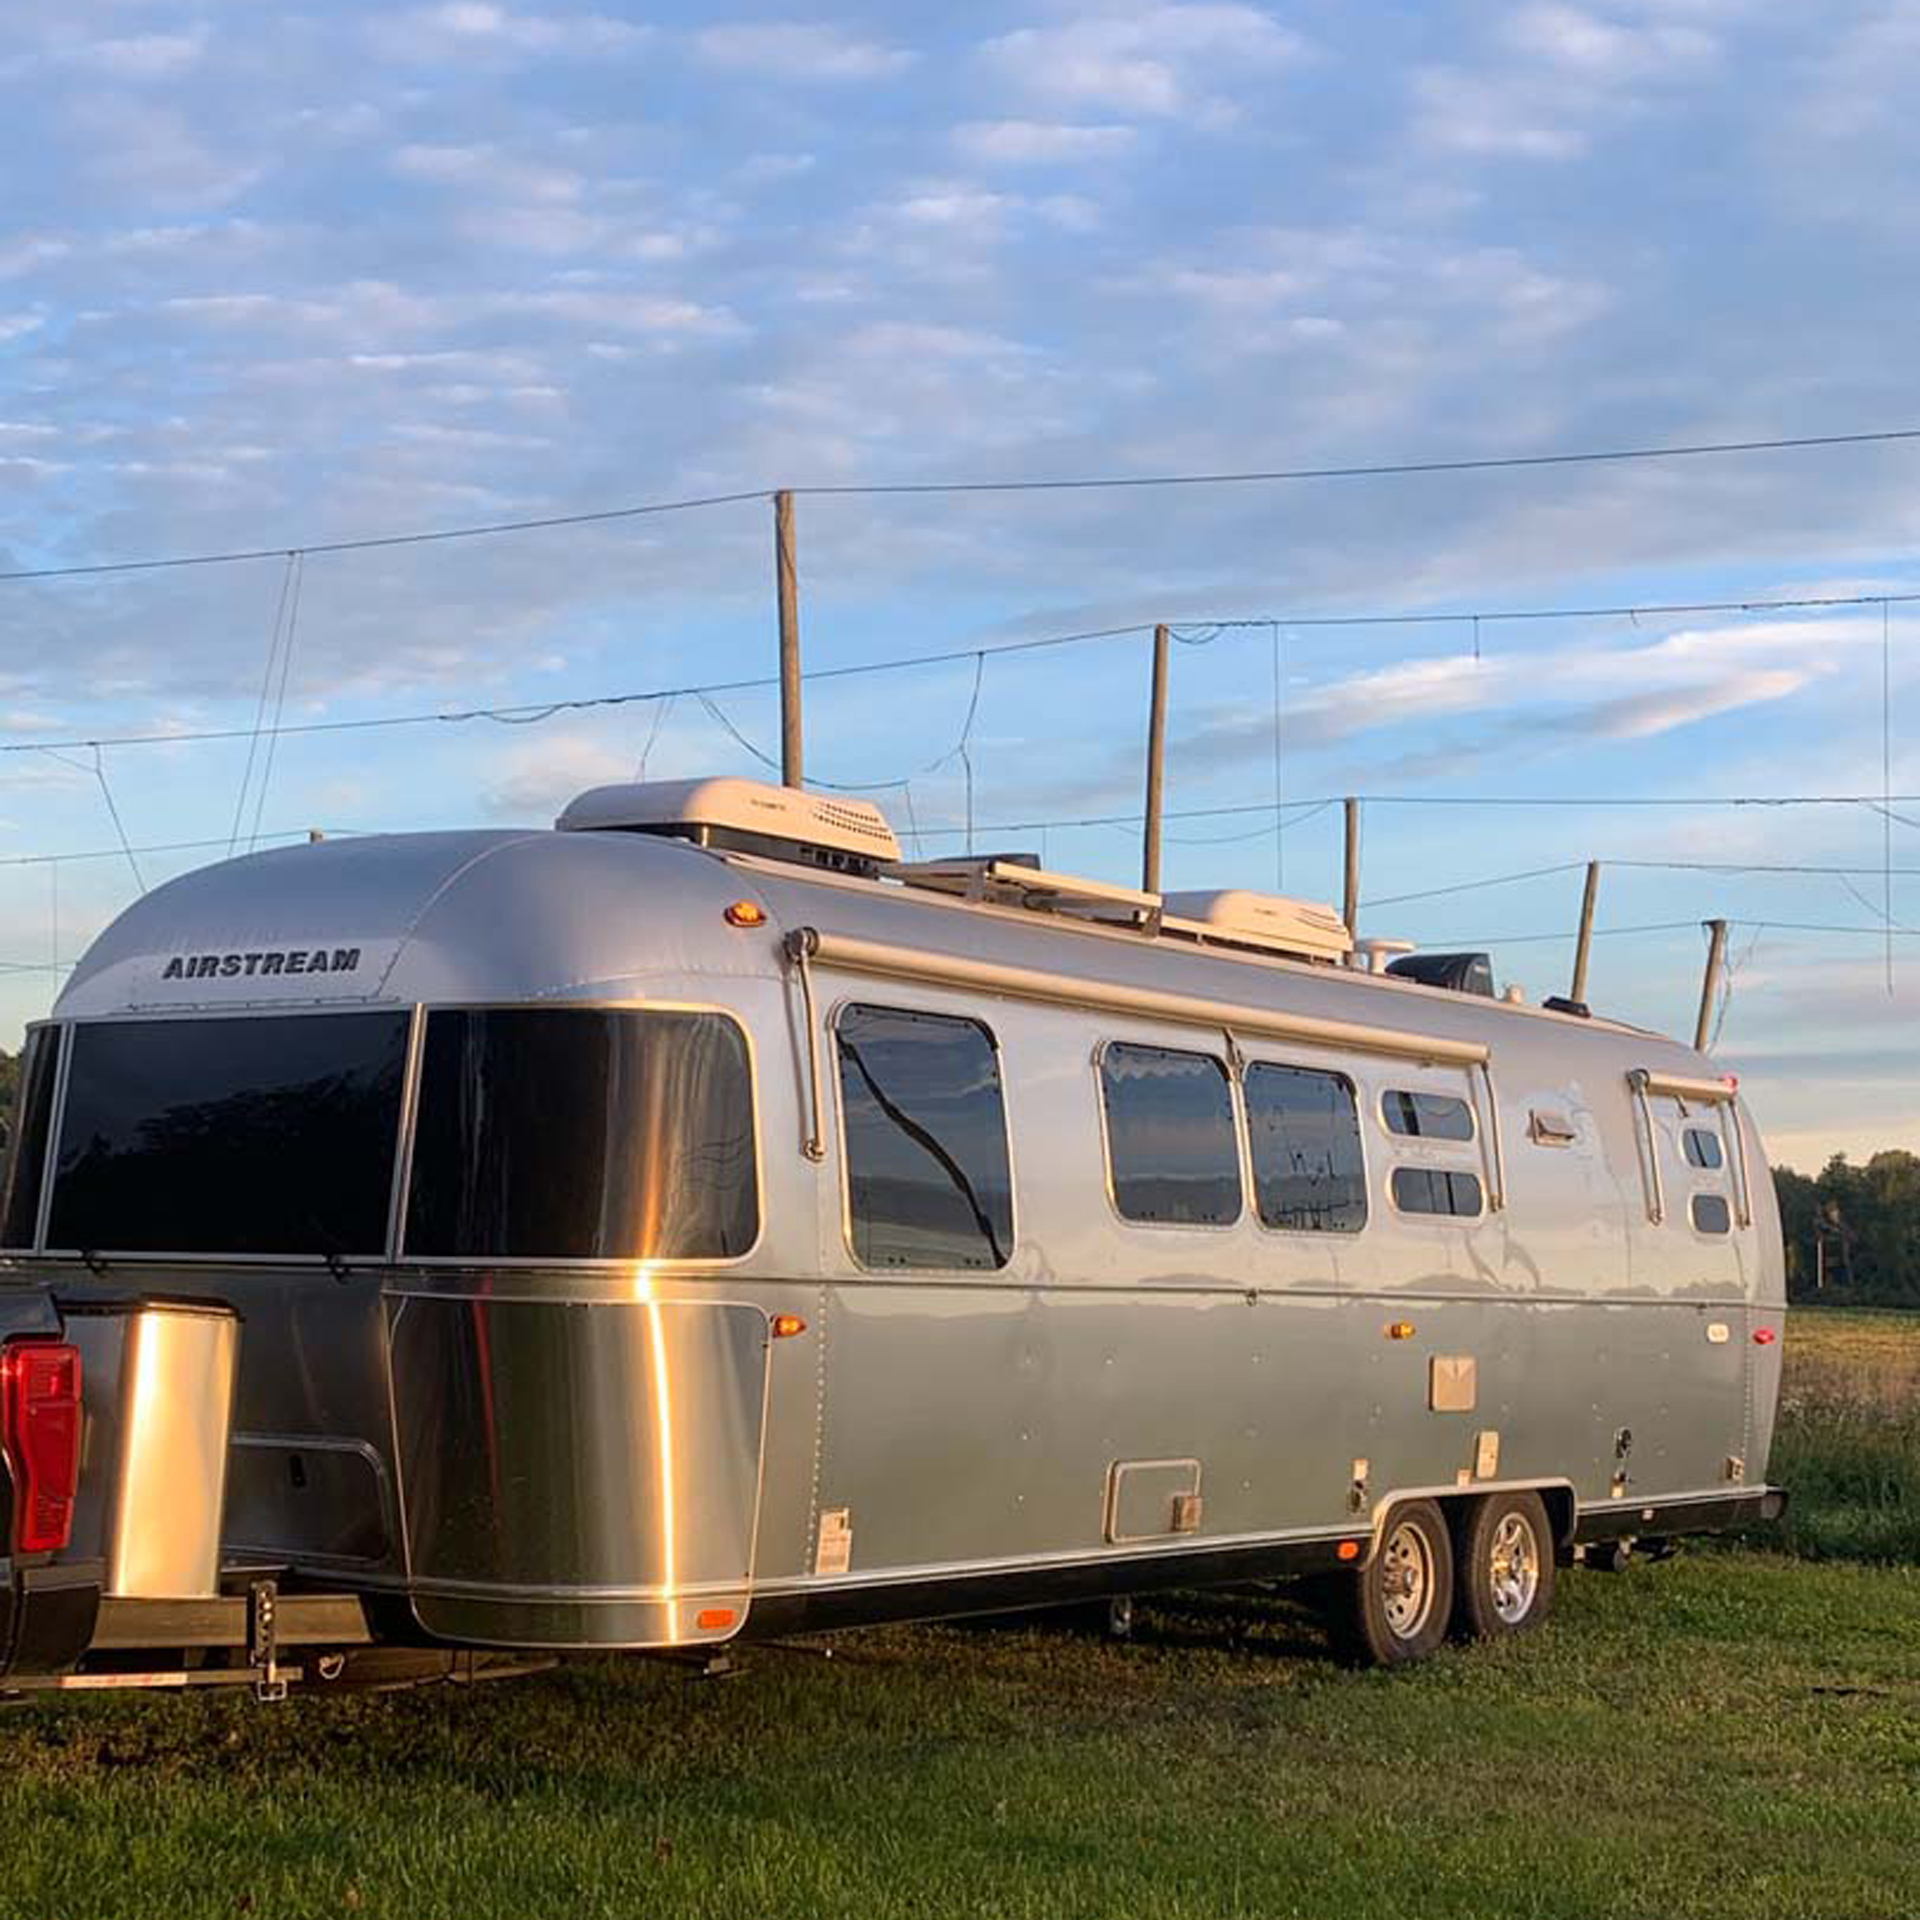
[1774,1307,1920,1561]
[2,1309,1915,1919]
[4,1556,1920,1919]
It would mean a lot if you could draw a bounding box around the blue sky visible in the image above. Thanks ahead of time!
[2,0,1917,1169]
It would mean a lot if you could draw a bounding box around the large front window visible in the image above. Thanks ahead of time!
[47,1013,410,1257]
[402,1008,758,1262]
[13,1005,757,1264]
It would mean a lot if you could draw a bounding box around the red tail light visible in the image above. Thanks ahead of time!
[1,1341,82,1554]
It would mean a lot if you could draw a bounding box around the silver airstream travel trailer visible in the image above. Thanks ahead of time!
[0,777,1785,1692]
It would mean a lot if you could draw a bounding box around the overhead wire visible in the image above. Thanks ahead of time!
[229,553,299,856]
[247,550,305,852]
[4,579,1915,767]
[7,426,1920,586]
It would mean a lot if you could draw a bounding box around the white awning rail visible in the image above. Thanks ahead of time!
[786,927,1489,1067]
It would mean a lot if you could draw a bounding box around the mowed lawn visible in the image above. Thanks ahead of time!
[1,1311,1916,1920]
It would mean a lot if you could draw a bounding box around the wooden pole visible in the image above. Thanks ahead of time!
[775,489,802,788]
[1342,797,1361,936]
[1693,917,1729,1052]
[1570,861,1602,1006]
[1142,624,1170,894]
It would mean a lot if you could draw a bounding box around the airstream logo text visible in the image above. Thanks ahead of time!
[162,947,362,981]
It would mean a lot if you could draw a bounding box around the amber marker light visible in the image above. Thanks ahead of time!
[1337,1541,1361,1562]
[724,900,766,928]
[771,1314,808,1339]
[1386,1321,1417,1341]
[696,1608,737,1631]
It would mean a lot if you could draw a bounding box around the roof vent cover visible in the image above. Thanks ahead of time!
[556,776,901,875]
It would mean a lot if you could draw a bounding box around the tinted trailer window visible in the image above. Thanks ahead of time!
[836,1004,1014,1272]
[404,1008,758,1263]
[47,1012,411,1257]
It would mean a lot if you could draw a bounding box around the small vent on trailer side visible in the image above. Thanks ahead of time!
[555,776,901,877]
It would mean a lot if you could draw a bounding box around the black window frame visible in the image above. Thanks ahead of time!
[1389,1164,1485,1220]
[1243,1061,1368,1236]
[402,1000,761,1267]
[833,1001,1016,1274]
[0,1021,65,1252]
[1380,1087,1477,1142]
[1096,1039,1245,1230]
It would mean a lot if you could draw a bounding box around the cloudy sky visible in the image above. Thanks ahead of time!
[2,0,1917,1170]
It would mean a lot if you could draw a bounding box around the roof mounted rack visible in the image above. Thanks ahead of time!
[890,854,1163,929]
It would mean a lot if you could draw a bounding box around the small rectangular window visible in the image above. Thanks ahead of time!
[837,1005,1013,1271]
[1391,1166,1484,1219]
[407,1007,758,1262]
[1382,1089,1475,1141]
[0,1024,64,1249]
[1100,1043,1242,1227]
[1245,1064,1366,1233]
[1683,1126,1724,1171]
[1691,1191,1732,1235]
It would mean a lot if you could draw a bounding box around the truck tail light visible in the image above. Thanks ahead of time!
[1,1341,83,1554]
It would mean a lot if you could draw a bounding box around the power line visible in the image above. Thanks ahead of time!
[0,489,769,584]
[0,623,1153,757]
[1364,855,1920,909]
[6,793,1919,881]
[1445,919,1920,948]
[794,428,1920,499]
[6,576,1918,763]
[0,829,356,871]
[1186,588,1920,633]
[6,428,1918,586]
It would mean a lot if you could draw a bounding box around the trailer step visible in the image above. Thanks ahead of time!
[88,1592,372,1652]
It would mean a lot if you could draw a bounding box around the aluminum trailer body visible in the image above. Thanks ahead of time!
[0,794,1786,1680]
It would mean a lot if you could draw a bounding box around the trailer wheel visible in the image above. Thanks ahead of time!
[1335,1500,1454,1667]
[1453,1491,1555,1640]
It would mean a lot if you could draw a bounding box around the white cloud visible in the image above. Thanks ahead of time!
[1506,3,1716,75]
[392,143,585,205]
[981,4,1305,120]
[1169,615,1865,774]
[955,120,1137,165]
[79,29,211,81]
[692,22,915,82]
[1410,68,1589,159]
[371,5,649,61]
[0,314,44,346]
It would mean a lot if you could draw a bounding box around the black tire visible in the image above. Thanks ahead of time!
[1453,1490,1556,1640]
[1333,1499,1454,1667]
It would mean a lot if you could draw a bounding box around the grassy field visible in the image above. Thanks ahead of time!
[1772,1306,1920,1561]
[0,1308,1915,1920]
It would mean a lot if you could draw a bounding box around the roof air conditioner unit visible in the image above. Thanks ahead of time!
[1160,889,1354,965]
[556,776,901,876]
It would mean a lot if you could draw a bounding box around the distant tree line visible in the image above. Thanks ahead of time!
[1773,1153,1920,1306]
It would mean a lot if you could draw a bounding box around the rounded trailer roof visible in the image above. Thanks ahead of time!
[54,828,780,1018]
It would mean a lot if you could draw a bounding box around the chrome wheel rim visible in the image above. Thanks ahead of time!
[1488,1511,1541,1625]
[1380,1520,1435,1639]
